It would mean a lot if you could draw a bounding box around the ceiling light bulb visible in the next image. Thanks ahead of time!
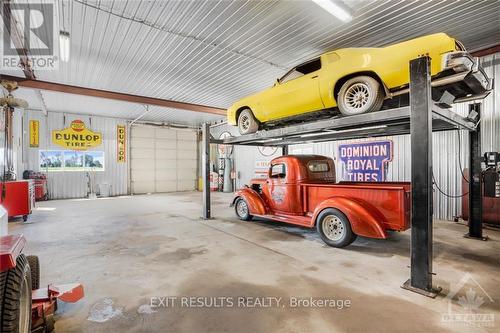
[311,0,353,22]
[59,31,70,62]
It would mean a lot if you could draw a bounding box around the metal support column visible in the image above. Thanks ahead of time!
[402,56,441,297]
[282,145,288,155]
[465,103,487,240]
[202,123,211,219]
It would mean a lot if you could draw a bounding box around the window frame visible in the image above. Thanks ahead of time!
[278,57,322,84]
[269,163,286,179]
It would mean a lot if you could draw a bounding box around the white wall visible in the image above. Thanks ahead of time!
[20,111,128,199]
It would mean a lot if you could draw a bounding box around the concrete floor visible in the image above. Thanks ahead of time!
[8,192,500,333]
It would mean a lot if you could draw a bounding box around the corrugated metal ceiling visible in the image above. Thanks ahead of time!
[5,0,500,124]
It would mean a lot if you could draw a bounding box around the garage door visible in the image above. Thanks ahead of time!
[130,126,197,194]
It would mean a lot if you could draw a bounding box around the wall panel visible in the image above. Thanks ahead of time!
[20,111,128,199]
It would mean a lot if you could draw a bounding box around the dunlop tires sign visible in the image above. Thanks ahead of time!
[117,125,126,162]
[29,120,39,147]
[52,120,102,150]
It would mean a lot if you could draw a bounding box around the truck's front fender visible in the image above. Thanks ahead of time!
[232,188,267,216]
[312,197,387,239]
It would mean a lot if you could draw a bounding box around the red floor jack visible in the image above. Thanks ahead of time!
[0,234,84,333]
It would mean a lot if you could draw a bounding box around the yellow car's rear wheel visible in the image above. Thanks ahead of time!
[337,76,384,116]
[238,108,259,135]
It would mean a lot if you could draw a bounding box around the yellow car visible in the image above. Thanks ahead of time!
[227,33,492,135]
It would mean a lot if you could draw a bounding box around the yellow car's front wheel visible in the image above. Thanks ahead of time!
[337,76,385,116]
[238,108,259,135]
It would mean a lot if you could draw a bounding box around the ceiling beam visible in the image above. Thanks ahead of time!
[2,1,36,79]
[0,75,226,115]
[471,44,500,58]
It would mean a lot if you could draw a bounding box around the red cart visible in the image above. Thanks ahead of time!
[0,180,35,221]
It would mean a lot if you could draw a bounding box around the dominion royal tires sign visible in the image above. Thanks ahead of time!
[338,140,393,182]
[52,120,102,150]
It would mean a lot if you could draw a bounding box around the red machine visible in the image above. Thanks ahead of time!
[0,180,35,221]
[23,171,48,201]
[232,155,411,247]
[461,168,500,226]
[33,179,48,201]
[0,234,84,333]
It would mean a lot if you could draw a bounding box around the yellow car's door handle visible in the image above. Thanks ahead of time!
[311,75,318,79]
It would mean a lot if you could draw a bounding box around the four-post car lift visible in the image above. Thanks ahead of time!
[201,56,485,297]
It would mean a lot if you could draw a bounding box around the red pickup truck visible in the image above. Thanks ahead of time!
[232,155,411,247]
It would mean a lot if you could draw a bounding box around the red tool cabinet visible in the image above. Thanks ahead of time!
[0,180,35,221]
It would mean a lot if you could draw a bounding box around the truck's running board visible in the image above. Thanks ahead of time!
[255,214,312,228]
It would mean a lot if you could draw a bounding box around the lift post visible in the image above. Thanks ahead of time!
[282,145,288,155]
[466,103,486,240]
[202,123,211,219]
[401,56,441,297]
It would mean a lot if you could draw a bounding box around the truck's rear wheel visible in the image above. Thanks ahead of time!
[238,108,259,135]
[0,254,32,333]
[235,198,252,221]
[316,208,357,247]
[337,76,384,116]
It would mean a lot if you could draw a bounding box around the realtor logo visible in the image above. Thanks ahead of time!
[442,273,494,328]
[1,1,58,69]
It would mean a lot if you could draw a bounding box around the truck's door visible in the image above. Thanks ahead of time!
[265,163,290,213]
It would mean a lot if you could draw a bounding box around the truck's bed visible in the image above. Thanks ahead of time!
[301,181,411,231]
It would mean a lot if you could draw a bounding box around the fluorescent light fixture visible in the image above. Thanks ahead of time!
[311,0,353,22]
[59,31,70,62]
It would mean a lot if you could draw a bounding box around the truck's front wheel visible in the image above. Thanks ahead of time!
[234,198,253,221]
[316,208,357,247]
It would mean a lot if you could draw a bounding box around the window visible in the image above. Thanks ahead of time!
[270,164,286,178]
[308,161,329,173]
[280,58,321,84]
[39,150,105,171]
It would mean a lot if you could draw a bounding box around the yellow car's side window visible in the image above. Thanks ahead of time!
[280,58,322,84]
[281,69,303,84]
